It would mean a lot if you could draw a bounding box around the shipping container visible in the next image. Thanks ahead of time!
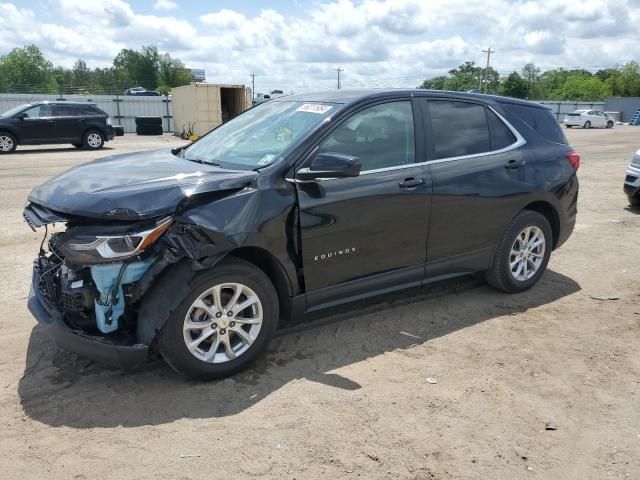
[172,83,251,137]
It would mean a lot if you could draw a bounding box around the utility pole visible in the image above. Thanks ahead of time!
[481,47,495,93]
[250,73,256,102]
[333,67,343,89]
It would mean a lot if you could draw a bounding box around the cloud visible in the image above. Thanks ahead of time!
[153,0,177,10]
[1,0,640,91]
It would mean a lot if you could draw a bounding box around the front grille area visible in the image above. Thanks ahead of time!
[626,175,638,183]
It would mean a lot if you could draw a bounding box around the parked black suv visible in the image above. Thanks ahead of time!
[0,101,115,153]
[24,90,579,380]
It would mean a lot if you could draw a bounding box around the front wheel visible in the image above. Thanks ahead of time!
[83,130,104,150]
[629,195,640,207]
[486,211,552,293]
[606,120,614,129]
[583,121,591,129]
[0,132,17,153]
[157,258,279,381]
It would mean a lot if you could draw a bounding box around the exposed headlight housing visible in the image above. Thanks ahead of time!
[61,217,173,263]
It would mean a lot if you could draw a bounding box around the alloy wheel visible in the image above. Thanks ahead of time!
[87,133,102,148]
[0,135,14,152]
[509,226,546,282]
[183,283,263,363]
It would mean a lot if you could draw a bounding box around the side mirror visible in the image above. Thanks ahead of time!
[16,112,27,120]
[296,153,361,181]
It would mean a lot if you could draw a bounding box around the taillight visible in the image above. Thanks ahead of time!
[566,150,580,171]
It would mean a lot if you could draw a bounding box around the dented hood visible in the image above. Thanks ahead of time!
[27,149,258,220]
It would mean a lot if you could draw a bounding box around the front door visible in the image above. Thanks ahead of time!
[17,104,55,142]
[295,100,431,303]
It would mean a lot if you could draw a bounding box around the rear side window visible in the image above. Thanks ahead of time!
[505,104,567,144]
[486,109,516,150]
[428,101,491,159]
[53,105,79,117]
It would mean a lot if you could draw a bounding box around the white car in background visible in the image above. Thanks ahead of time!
[564,109,615,129]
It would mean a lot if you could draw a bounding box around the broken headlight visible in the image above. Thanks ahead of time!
[60,217,173,263]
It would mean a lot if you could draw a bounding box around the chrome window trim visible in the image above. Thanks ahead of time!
[288,104,526,182]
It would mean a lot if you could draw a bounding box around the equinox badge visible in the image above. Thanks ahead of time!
[314,247,357,261]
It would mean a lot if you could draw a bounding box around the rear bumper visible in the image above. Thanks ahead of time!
[27,273,148,370]
[106,126,115,141]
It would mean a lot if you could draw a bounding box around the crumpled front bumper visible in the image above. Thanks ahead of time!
[27,272,148,370]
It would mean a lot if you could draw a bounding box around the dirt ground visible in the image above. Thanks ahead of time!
[0,128,638,480]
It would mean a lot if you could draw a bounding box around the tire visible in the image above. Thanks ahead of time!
[565,125,572,129]
[83,130,104,150]
[629,195,640,207]
[606,120,614,129]
[136,125,163,136]
[157,258,279,381]
[583,121,591,129]
[135,116,162,127]
[72,143,83,149]
[486,210,552,293]
[0,132,17,153]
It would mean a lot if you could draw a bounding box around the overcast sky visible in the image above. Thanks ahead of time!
[1,0,639,92]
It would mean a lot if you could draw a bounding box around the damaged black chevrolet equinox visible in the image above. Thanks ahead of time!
[25,90,579,380]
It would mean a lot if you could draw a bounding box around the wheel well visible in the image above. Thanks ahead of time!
[523,201,560,248]
[0,129,19,142]
[227,247,293,322]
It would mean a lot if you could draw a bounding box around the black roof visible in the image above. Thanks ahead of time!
[274,89,548,109]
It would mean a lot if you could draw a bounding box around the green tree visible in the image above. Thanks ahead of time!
[561,76,612,101]
[419,75,448,90]
[502,72,528,98]
[113,47,159,90]
[0,45,56,93]
[157,52,192,94]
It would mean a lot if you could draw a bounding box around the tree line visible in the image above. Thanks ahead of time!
[0,45,193,95]
[419,61,640,101]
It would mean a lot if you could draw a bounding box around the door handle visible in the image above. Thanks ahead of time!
[504,159,525,169]
[399,177,425,189]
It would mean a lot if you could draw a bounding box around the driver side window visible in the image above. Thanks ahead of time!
[317,101,415,172]
[24,105,53,118]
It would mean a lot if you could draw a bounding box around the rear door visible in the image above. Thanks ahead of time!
[423,99,528,270]
[52,104,84,141]
[17,105,55,142]
[295,99,432,303]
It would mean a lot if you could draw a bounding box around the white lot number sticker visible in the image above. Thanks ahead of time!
[296,103,333,114]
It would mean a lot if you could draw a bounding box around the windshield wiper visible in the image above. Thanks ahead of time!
[184,156,222,167]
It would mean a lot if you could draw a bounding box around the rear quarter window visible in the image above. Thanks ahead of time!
[504,104,567,144]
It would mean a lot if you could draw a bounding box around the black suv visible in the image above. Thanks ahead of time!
[0,101,115,153]
[24,90,579,380]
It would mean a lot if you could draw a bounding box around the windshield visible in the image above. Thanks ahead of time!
[184,101,338,169]
[0,104,30,118]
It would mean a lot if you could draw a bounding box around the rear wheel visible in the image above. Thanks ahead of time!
[486,210,552,293]
[583,121,591,129]
[83,130,104,150]
[157,258,279,381]
[0,132,17,153]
